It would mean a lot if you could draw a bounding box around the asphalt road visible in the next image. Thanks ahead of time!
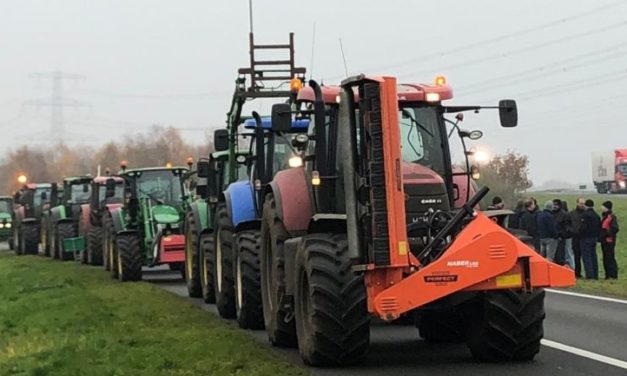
[143,267,627,376]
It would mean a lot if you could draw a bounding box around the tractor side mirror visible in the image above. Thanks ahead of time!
[214,129,229,152]
[271,103,292,132]
[196,160,210,178]
[105,178,116,198]
[206,168,218,203]
[499,99,518,127]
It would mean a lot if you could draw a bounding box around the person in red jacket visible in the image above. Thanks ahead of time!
[600,201,619,279]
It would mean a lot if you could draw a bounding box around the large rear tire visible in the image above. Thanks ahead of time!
[199,234,216,303]
[56,222,75,261]
[184,211,202,297]
[22,223,39,255]
[41,216,51,257]
[234,230,264,329]
[294,233,370,366]
[87,226,104,265]
[116,234,143,282]
[260,194,297,347]
[464,289,545,362]
[102,214,113,272]
[213,204,236,318]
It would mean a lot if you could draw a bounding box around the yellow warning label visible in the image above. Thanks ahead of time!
[496,274,522,288]
[398,241,408,256]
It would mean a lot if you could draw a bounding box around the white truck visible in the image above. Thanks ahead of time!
[591,149,627,194]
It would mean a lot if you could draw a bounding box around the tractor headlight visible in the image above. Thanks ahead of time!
[5,223,11,229]
[0,223,4,228]
[619,181,626,189]
[288,156,303,168]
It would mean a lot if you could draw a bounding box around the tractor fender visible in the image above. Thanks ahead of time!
[105,203,123,212]
[189,201,210,234]
[307,213,347,234]
[80,204,92,232]
[267,168,313,233]
[234,219,261,233]
[224,181,256,229]
[109,207,127,233]
[50,206,67,223]
[452,170,477,209]
[14,207,25,223]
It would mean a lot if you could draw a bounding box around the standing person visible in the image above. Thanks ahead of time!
[579,199,601,280]
[553,199,575,269]
[487,196,506,226]
[537,201,559,261]
[509,199,525,229]
[570,198,586,278]
[520,198,540,250]
[600,201,619,279]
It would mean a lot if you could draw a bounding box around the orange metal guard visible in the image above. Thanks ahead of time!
[370,213,576,320]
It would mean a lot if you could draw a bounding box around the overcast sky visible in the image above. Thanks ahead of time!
[1,0,626,187]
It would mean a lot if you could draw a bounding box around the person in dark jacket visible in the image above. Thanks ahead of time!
[520,198,540,250]
[553,199,574,269]
[537,200,559,261]
[600,201,619,279]
[570,198,586,277]
[509,199,525,229]
[579,199,601,279]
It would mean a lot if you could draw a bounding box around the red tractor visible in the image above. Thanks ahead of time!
[78,175,125,265]
[260,76,575,366]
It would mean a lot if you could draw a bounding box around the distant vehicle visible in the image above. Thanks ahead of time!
[591,149,627,194]
[0,196,14,249]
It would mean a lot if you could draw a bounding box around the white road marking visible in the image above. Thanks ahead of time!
[542,339,627,370]
[546,288,627,305]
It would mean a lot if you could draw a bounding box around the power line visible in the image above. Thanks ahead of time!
[76,88,230,100]
[398,21,627,79]
[325,0,626,79]
[456,41,627,95]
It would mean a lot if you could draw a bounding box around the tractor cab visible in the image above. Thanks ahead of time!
[17,183,54,219]
[0,196,14,246]
[59,176,93,221]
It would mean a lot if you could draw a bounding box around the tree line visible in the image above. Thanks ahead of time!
[0,126,213,194]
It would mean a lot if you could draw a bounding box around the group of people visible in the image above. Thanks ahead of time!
[505,197,619,280]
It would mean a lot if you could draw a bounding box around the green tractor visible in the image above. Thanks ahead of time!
[0,196,15,249]
[184,142,248,302]
[104,165,192,282]
[43,176,93,261]
[13,183,54,255]
[183,31,305,306]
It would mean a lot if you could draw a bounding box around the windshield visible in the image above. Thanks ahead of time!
[135,170,185,206]
[0,200,11,212]
[69,183,92,203]
[399,106,445,175]
[34,188,52,208]
[98,184,125,203]
[617,164,627,174]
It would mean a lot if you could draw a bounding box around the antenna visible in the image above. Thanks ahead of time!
[309,22,317,80]
[248,0,254,33]
[339,38,349,76]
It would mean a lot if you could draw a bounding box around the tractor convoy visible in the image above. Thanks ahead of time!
[6,32,575,367]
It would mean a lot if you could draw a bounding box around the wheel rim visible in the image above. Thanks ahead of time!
[117,249,123,278]
[201,245,209,286]
[109,238,115,271]
[216,230,223,293]
[185,227,193,279]
[236,253,243,310]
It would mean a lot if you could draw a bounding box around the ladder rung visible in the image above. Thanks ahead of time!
[253,60,292,66]
[254,44,291,49]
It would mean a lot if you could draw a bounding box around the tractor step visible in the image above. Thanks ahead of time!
[158,234,185,263]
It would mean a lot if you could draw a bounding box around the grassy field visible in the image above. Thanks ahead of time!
[0,251,307,376]
[533,193,627,298]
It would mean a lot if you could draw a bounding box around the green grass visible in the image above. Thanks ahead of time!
[534,194,627,298]
[0,252,308,376]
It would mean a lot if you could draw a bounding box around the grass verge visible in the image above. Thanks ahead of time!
[534,194,627,298]
[0,251,307,376]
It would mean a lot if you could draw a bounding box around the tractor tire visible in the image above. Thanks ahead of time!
[116,234,143,282]
[22,223,39,255]
[294,233,370,366]
[8,236,14,251]
[213,204,236,318]
[41,217,52,258]
[417,309,464,343]
[260,194,297,347]
[464,289,545,362]
[234,230,264,329]
[184,211,202,298]
[56,222,75,261]
[106,225,119,280]
[102,215,113,271]
[87,226,104,265]
[48,221,57,260]
[14,226,23,255]
[199,234,216,304]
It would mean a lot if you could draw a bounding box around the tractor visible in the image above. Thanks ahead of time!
[43,176,93,261]
[0,196,15,249]
[207,113,309,328]
[184,136,249,303]
[260,76,575,366]
[104,164,191,282]
[77,175,125,265]
[13,183,54,255]
[183,31,305,306]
